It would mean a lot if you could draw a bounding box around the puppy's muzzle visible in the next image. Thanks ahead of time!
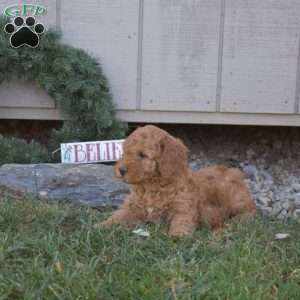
[119,165,127,177]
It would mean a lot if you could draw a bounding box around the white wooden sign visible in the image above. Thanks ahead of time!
[61,139,124,164]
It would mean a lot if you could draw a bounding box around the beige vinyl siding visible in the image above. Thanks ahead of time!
[1,0,300,126]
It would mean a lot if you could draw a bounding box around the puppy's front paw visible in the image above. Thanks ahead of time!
[93,219,113,229]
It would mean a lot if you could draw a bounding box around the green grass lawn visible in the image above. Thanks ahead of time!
[0,199,299,300]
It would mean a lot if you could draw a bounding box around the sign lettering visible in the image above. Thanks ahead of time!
[61,140,124,164]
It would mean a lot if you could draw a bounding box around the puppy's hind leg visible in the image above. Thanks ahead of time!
[202,206,225,234]
[229,188,256,221]
[225,168,256,218]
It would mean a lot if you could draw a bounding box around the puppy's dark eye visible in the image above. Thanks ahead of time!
[138,152,147,159]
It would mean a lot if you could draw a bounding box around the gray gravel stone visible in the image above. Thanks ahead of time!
[258,206,272,217]
[282,201,291,210]
[271,202,283,217]
[293,193,300,206]
[292,183,300,192]
[257,196,271,207]
[242,165,258,181]
[293,209,300,219]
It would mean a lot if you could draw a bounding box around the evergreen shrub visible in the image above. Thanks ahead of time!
[0,135,50,165]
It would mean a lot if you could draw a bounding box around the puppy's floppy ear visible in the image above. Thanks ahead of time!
[158,135,188,178]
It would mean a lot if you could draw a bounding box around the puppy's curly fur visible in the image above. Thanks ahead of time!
[97,125,256,237]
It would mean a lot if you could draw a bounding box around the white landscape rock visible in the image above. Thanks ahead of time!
[132,228,150,237]
[274,233,290,240]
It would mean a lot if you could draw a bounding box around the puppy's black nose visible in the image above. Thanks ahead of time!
[119,166,127,177]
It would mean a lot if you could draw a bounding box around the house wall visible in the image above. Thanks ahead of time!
[1,0,300,125]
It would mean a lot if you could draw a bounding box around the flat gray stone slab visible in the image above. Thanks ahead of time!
[0,164,128,208]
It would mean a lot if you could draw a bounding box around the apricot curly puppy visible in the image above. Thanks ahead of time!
[96,125,256,238]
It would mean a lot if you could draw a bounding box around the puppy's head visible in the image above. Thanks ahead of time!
[114,125,188,184]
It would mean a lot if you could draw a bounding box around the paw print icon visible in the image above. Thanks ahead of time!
[4,16,45,48]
